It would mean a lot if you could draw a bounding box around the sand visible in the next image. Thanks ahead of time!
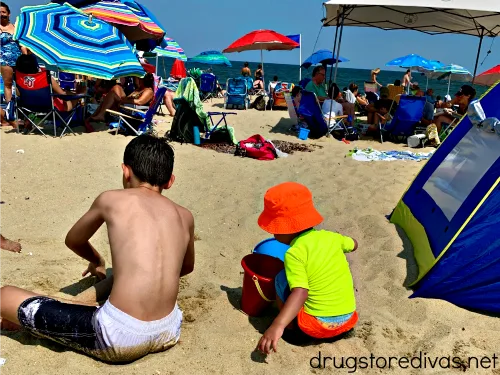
[1,100,499,375]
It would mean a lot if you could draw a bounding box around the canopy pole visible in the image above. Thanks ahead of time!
[333,8,346,84]
[155,54,159,75]
[327,12,340,89]
[472,27,485,83]
[447,74,451,96]
[261,49,267,111]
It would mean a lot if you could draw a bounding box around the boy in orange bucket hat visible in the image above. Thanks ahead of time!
[257,182,358,355]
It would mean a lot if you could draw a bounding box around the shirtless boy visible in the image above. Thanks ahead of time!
[0,135,195,363]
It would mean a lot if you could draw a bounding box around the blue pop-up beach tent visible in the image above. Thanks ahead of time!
[390,83,500,313]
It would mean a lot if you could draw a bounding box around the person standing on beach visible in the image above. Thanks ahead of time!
[402,69,412,90]
[241,62,251,77]
[305,66,328,103]
[0,135,195,363]
[370,68,382,88]
[1,234,21,253]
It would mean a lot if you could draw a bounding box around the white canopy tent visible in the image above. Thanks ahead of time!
[322,0,500,83]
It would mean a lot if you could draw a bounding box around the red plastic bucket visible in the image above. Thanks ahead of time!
[241,253,284,316]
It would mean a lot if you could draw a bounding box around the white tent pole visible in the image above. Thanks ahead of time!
[299,34,302,81]
[447,74,451,96]
[155,54,159,74]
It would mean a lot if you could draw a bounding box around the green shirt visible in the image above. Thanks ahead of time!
[305,81,327,98]
[284,229,356,316]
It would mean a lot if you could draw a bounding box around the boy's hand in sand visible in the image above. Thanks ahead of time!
[82,258,106,280]
[258,323,284,354]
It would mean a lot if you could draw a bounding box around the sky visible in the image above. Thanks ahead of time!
[11,0,500,74]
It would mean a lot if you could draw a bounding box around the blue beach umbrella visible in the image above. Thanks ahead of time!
[301,49,349,68]
[14,3,145,79]
[386,54,433,92]
[188,50,232,67]
[433,64,473,96]
[415,60,445,90]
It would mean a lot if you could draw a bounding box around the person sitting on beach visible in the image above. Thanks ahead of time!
[1,233,21,253]
[425,88,436,105]
[253,64,264,90]
[256,182,358,354]
[366,87,394,129]
[393,79,401,87]
[344,83,357,104]
[332,84,355,125]
[370,68,382,87]
[415,90,434,126]
[291,85,302,112]
[85,73,154,131]
[269,75,279,95]
[0,135,195,363]
[322,83,343,124]
[241,62,251,77]
[305,66,327,103]
[434,85,476,132]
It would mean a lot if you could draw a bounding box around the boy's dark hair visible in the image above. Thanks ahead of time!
[244,62,249,67]
[1,2,10,13]
[273,75,278,81]
[16,54,39,74]
[436,95,442,100]
[328,83,340,99]
[394,79,401,86]
[123,135,175,186]
[291,85,302,97]
[143,73,154,89]
[348,82,358,92]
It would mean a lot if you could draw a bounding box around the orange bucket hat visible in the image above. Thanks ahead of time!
[258,182,323,234]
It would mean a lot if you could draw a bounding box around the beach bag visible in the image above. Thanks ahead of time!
[252,95,266,111]
[236,134,276,161]
[166,99,204,143]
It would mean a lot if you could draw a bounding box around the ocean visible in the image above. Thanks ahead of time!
[149,57,488,100]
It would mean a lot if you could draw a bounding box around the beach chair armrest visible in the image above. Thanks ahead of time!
[207,111,237,116]
[119,106,147,114]
[335,115,349,120]
[106,109,143,121]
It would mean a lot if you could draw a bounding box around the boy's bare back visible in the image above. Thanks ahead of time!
[91,187,194,321]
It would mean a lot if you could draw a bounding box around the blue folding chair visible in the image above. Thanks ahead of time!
[224,78,249,110]
[15,70,86,137]
[205,111,237,140]
[381,95,426,143]
[107,86,167,135]
[200,73,217,102]
[58,72,76,91]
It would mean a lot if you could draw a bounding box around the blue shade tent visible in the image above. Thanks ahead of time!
[390,82,500,313]
[14,3,145,79]
[188,51,232,67]
[301,49,349,69]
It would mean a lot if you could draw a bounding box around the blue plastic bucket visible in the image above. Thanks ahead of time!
[298,127,310,140]
[253,238,290,262]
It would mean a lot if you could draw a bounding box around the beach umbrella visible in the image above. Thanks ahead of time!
[415,60,445,90]
[386,53,433,93]
[188,50,232,67]
[474,65,500,86]
[301,49,349,69]
[14,3,145,79]
[170,59,186,79]
[154,37,187,61]
[222,29,299,104]
[81,0,165,42]
[433,64,473,96]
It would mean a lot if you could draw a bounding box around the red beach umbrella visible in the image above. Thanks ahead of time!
[141,62,156,74]
[474,65,500,86]
[170,59,186,79]
[223,30,298,108]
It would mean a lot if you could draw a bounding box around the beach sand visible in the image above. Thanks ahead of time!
[1,99,499,375]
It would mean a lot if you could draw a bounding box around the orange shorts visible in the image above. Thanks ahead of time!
[297,309,358,339]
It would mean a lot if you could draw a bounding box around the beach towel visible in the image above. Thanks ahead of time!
[347,147,433,162]
[175,78,209,129]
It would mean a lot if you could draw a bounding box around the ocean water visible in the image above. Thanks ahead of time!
[150,57,488,100]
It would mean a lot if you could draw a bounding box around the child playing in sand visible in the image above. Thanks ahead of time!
[0,135,195,363]
[257,182,358,354]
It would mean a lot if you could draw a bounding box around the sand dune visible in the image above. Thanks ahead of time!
[1,99,499,375]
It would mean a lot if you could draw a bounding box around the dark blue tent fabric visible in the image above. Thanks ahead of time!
[411,184,500,313]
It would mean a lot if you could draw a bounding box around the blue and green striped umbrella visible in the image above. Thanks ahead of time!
[188,50,232,67]
[153,37,187,61]
[14,3,145,79]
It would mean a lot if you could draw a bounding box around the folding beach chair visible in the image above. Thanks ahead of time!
[297,90,353,139]
[272,82,294,109]
[243,77,254,94]
[58,72,76,91]
[106,86,167,136]
[387,85,404,103]
[200,73,217,102]
[15,70,86,138]
[284,92,299,128]
[381,95,426,143]
[224,78,250,110]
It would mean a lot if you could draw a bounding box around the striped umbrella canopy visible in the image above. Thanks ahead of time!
[188,50,232,67]
[431,64,473,96]
[14,3,145,79]
[81,0,165,42]
[153,37,187,61]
